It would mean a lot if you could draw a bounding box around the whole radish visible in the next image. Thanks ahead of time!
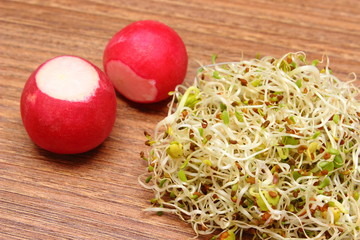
[103,20,188,103]
[21,55,117,154]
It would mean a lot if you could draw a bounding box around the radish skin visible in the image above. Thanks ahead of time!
[21,56,117,154]
[103,20,188,103]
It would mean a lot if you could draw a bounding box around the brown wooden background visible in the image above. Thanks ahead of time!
[1,0,360,239]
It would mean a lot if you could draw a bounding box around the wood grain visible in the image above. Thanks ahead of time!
[1,0,359,239]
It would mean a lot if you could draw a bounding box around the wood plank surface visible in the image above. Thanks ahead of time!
[1,0,359,239]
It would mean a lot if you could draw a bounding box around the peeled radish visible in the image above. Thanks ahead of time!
[103,20,188,103]
[20,56,117,154]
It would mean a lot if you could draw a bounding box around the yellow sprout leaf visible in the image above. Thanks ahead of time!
[167,142,183,158]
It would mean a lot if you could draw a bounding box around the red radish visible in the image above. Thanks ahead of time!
[103,20,188,103]
[20,56,117,154]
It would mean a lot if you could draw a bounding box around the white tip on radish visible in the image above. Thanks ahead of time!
[105,59,157,102]
[36,56,99,102]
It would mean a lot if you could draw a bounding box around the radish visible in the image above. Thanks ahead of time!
[103,20,188,103]
[20,56,117,154]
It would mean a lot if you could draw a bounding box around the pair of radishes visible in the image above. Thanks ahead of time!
[20,20,188,154]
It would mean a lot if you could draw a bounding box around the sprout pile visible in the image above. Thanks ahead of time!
[139,52,360,240]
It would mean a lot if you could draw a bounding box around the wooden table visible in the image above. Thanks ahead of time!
[1,1,360,239]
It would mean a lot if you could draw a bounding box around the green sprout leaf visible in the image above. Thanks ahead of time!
[178,170,187,182]
[221,110,230,125]
[211,54,218,64]
[213,71,221,79]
